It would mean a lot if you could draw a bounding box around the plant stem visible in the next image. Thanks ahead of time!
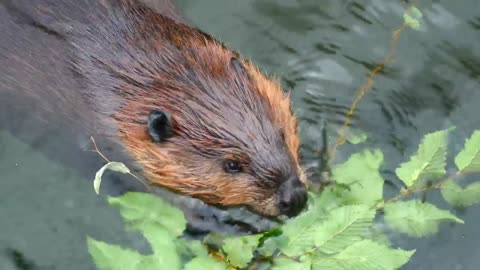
[381,171,478,206]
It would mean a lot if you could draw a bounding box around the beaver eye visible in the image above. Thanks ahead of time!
[224,160,241,174]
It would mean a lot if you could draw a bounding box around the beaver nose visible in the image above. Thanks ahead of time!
[278,177,307,217]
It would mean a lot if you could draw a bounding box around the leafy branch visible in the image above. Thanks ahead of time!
[84,3,480,270]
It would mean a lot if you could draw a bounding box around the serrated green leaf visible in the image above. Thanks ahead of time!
[222,234,262,268]
[94,162,130,195]
[454,130,480,172]
[279,205,375,256]
[313,205,376,255]
[395,129,451,188]
[86,237,143,270]
[184,256,227,270]
[333,150,384,206]
[272,256,312,270]
[441,180,480,207]
[384,200,464,237]
[312,240,414,270]
[108,192,186,237]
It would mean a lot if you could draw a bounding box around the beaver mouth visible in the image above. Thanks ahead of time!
[152,186,282,235]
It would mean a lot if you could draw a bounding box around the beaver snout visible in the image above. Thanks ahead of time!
[277,176,307,217]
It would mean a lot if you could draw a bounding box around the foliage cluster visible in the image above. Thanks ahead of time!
[88,129,480,269]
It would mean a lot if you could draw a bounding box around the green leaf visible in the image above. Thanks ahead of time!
[139,225,181,268]
[176,238,209,259]
[222,234,262,268]
[87,237,143,270]
[395,129,451,188]
[108,192,187,237]
[279,205,375,256]
[312,240,414,270]
[384,200,464,237]
[409,6,423,18]
[272,256,312,270]
[94,162,130,195]
[313,205,376,255]
[134,256,178,270]
[441,180,480,207]
[344,129,368,145]
[403,6,423,30]
[364,227,391,247]
[184,257,227,270]
[333,150,384,206]
[257,235,287,257]
[454,130,480,172]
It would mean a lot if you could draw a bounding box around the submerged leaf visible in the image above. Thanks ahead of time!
[94,162,130,195]
[441,180,480,207]
[312,240,414,270]
[384,200,463,237]
[108,192,187,237]
[222,234,262,268]
[454,130,480,173]
[344,129,368,145]
[395,129,451,188]
[333,150,384,206]
[279,205,375,256]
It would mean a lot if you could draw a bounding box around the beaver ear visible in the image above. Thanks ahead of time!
[147,110,173,143]
[230,57,249,78]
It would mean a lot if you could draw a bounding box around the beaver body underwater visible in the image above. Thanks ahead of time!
[0,0,307,226]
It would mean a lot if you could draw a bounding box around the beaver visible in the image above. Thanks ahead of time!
[0,0,307,220]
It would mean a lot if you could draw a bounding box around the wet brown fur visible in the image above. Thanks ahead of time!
[2,0,305,217]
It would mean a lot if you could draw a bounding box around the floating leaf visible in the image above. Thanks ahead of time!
[441,180,480,207]
[87,237,143,270]
[222,234,262,268]
[184,257,227,270]
[312,240,414,270]
[94,162,130,195]
[279,205,375,256]
[272,256,312,270]
[454,130,480,172]
[108,192,187,237]
[333,150,384,206]
[384,200,463,237]
[395,129,451,188]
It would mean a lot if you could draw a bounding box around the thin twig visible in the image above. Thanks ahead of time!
[382,171,478,206]
[330,0,420,162]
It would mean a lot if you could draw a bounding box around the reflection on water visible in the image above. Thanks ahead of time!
[1,0,479,269]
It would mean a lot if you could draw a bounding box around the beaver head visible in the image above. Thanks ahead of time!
[73,0,307,217]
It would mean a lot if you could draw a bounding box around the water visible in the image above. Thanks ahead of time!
[1,0,479,269]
